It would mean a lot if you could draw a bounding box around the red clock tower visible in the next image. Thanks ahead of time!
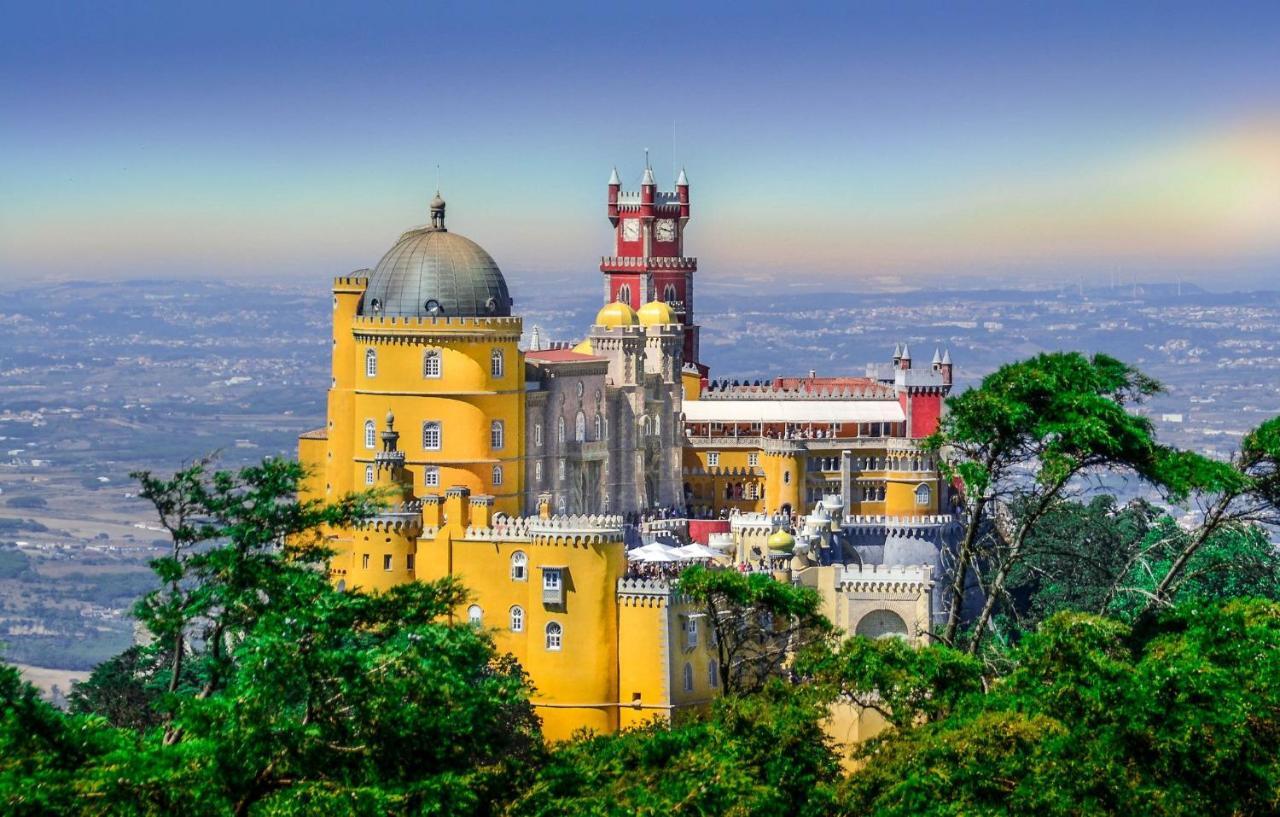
[603,160,700,365]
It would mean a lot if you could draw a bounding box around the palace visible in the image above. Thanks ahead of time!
[297,165,960,740]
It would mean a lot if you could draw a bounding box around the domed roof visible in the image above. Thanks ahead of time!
[637,300,677,326]
[572,339,594,355]
[360,199,512,319]
[594,301,639,327]
[767,530,796,553]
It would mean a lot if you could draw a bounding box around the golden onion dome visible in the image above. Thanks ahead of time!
[637,300,677,326]
[766,530,796,553]
[572,339,594,355]
[594,301,639,327]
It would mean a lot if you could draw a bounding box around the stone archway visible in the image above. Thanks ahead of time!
[854,609,909,640]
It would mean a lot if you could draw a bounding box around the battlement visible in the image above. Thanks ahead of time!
[616,577,675,605]
[460,512,626,545]
[700,380,896,400]
[351,314,522,330]
[599,256,697,271]
[838,563,932,593]
[333,275,370,290]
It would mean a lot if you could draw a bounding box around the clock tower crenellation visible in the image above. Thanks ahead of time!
[601,159,700,366]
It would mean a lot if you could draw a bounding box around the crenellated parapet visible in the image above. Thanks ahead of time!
[599,255,697,271]
[333,275,370,291]
[350,313,523,343]
[700,380,897,400]
[838,563,933,594]
[616,576,693,607]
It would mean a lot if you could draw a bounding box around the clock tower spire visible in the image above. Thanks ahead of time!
[602,160,700,366]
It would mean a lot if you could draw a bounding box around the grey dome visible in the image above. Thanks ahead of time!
[361,224,512,318]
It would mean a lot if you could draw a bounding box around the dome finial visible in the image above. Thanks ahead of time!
[429,189,446,230]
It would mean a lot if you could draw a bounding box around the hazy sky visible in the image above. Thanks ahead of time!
[3,1,1278,291]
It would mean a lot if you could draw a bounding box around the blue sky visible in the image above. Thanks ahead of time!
[2,1,1278,290]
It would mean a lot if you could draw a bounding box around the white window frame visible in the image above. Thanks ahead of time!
[467,604,483,625]
[510,551,528,581]
[364,465,375,485]
[706,451,720,467]
[535,423,543,447]
[683,662,694,692]
[365,348,377,378]
[708,660,719,688]
[748,452,759,467]
[575,411,586,442]
[492,464,504,486]
[423,349,442,378]
[510,605,524,633]
[915,483,931,506]
[364,420,377,450]
[422,421,441,451]
[545,621,562,651]
[491,419,505,450]
[594,414,603,441]
[490,348,505,379]
[557,416,566,444]
[535,461,543,483]
[424,466,439,488]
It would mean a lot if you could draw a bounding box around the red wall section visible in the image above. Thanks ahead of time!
[688,519,730,544]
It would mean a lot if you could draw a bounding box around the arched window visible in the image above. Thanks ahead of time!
[423,350,441,378]
[364,420,376,449]
[653,414,661,437]
[364,465,374,485]
[557,416,566,443]
[424,466,439,487]
[545,621,562,651]
[594,414,603,441]
[683,662,694,692]
[663,283,678,303]
[915,483,931,506]
[575,411,586,442]
[467,604,483,625]
[492,464,504,486]
[641,416,652,436]
[535,461,543,483]
[490,348,504,379]
[535,423,543,447]
[422,421,441,451]
[617,284,631,304]
[509,606,524,633]
[491,420,505,450]
[558,460,566,482]
[708,660,719,688]
[510,551,527,581]
[365,348,377,377]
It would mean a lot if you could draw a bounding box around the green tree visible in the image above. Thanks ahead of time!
[794,634,983,730]
[838,600,1280,816]
[676,564,830,695]
[507,683,839,817]
[127,457,379,740]
[67,645,170,731]
[1138,416,1280,615]
[929,352,1213,654]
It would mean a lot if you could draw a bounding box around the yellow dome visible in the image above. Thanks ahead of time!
[572,339,594,355]
[766,530,796,553]
[594,301,639,327]
[637,300,678,326]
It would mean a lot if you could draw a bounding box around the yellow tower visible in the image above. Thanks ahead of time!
[762,442,804,516]
[300,193,525,586]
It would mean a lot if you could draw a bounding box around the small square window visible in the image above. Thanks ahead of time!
[383,554,392,572]
[707,452,720,467]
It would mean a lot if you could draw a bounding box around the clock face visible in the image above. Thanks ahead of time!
[654,219,677,243]
[621,219,640,242]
